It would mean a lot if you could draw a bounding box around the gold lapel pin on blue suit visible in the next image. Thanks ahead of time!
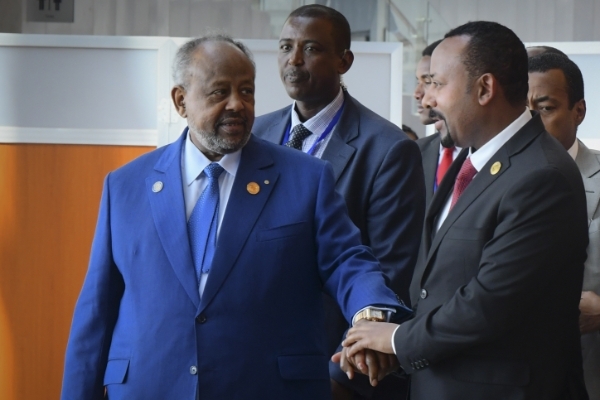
[490,162,501,175]
[247,182,260,195]
[152,181,164,192]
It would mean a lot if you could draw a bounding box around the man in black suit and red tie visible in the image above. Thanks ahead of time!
[414,39,462,207]
[334,21,589,399]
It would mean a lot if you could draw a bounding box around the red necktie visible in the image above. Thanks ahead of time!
[436,146,455,186]
[450,157,477,209]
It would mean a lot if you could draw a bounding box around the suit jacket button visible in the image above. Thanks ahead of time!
[196,314,207,324]
[190,366,198,375]
[420,289,428,299]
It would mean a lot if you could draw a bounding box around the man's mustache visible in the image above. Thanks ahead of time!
[428,109,444,121]
[283,68,309,81]
[217,112,248,125]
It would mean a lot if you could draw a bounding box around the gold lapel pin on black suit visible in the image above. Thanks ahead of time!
[490,162,501,175]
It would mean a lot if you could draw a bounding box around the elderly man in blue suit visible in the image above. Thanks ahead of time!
[253,6,424,399]
[60,35,408,400]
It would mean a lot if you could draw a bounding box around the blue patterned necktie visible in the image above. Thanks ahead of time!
[188,163,225,280]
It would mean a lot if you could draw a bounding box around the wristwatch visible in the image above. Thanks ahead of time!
[354,308,386,323]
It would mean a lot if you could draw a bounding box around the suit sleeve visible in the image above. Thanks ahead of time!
[313,162,403,322]
[395,167,587,372]
[368,139,425,306]
[61,174,124,400]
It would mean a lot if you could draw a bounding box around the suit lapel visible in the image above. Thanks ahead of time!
[422,135,442,205]
[411,148,466,294]
[576,140,600,222]
[256,107,290,145]
[198,136,278,313]
[421,115,545,284]
[421,148,467,262]
[321,92,358,181]
[428,149,511,266]
[146,130,200,308]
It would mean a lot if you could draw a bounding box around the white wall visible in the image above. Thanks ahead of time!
[0,34,402,147]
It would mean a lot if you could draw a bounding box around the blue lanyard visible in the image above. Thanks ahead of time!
[281,102,345,156]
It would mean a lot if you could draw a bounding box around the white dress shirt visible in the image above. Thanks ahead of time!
[289,88,344,158]
[568,138,579,161]
[182,132,242,297]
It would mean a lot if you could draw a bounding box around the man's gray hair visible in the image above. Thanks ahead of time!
[172,34,255,88]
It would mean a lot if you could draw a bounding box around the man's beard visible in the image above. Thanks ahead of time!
[429,109,455,148]
[189,125,252,155]
[440,126,455,148]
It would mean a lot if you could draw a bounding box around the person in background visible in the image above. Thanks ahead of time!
[526,45,567,58]
[528,51,600,398]
[253,5,425,399]
[414,39,463,207]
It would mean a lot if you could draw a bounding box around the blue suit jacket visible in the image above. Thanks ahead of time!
[254,93,424,399]
[61,132,403,400]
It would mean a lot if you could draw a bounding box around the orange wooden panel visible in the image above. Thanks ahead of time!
[0,143,153,400]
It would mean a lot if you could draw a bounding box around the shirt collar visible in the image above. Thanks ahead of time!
[290,88,344,134]
[183,130,242,186]
[567,138,579,160]
[469,108,532,172]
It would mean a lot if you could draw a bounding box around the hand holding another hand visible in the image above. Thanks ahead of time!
[331,320,400,386]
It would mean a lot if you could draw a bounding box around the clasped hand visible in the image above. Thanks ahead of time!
[580,291,600,334]
[331,320,400,387]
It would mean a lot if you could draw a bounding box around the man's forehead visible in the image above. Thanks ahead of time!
[280,16,333,40]
[194,40,241,58]
[529,70,569,94]
[189,44,253,80]
[429,36,469,73]
[416,57,431,75]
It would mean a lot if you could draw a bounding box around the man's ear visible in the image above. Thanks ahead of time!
[573,98,586,127]
[338,49,354,75]
[477,73,495,106]
[171,86,187,118]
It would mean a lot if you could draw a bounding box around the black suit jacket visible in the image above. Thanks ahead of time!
[396,113,589,399]
[254,92,425,399]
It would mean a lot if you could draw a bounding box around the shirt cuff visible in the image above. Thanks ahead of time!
[391,325,401,355]
[352,306,396,326]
